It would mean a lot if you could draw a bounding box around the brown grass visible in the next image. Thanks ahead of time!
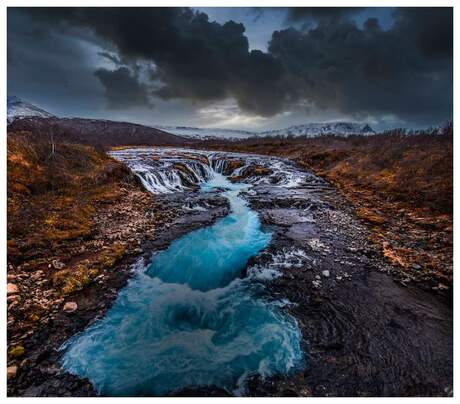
[7,131,132,265]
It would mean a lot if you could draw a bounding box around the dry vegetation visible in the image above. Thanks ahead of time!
[8,131,131,266]
[197,125,453,291]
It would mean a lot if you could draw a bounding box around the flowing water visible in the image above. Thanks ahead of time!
[60,164,304,396]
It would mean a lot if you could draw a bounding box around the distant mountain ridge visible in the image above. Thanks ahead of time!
[259,122,375,138]
[156,126,256,140]
[160,121,375,140]
[7,96,192,147]
[7,96,55,124]
[7,96,375,141]
[7,116,193,148]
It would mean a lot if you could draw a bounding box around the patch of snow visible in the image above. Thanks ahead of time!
[157,121,375,140]
[259,122,375,138]
[7,96,55,124]
[156,125,255,140]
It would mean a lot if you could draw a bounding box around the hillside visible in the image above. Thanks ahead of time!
[7,117,193,148]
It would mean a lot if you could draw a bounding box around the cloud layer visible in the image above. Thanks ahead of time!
[8,7,453,127]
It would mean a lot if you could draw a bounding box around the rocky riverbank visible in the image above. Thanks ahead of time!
[7,136,231,396]
[7,185,229,396]
[194,128,453,295]
[7,144,453,397]
[240,179,452,396]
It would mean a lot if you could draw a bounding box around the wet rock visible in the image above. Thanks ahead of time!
[307,238,330,252]
[7,283,19,294]
[63,302,78,313]
[262,209,313,226]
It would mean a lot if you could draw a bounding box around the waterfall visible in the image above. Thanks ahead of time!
[110,147,320,195]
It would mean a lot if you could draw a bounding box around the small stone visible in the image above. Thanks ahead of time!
[7,365,18,379]
[52,259,65,270]
[63,301,78,313]
[322,270,330,277]
[7,274,16,281]
[7,294,20,303]
[7,283,18,295]
[312,280,322,288]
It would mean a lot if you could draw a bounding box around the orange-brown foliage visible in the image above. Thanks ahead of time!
[7,131,131,265]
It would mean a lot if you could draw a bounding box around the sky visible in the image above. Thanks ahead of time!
[7,7,453,131]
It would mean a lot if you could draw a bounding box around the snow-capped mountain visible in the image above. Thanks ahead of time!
[156,126,256,140]
[6,96,375,139]
[159,122,375,140]
[259,122,375,138]
[7,96,55,124]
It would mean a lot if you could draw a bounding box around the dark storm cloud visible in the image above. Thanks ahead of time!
[285,7,366,23]
[392,8,453,58]
[267,7,452,125]
[95,67,152,109]
[7,10,107,117]
[18,7,290,117]
[9,7,453,126]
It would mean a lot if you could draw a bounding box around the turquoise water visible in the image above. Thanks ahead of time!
[60,174,304,396]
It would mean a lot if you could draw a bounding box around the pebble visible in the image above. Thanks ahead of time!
[7,294,20,303]
[52,259,65,269]
[7,365,18,379]
[7,283,18,295]
[312,280,322,288]
[322,270,330,277]
[63,301,78,313]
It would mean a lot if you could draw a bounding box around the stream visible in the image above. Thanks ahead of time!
[60,156,304,396]
[57,147,452,397]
